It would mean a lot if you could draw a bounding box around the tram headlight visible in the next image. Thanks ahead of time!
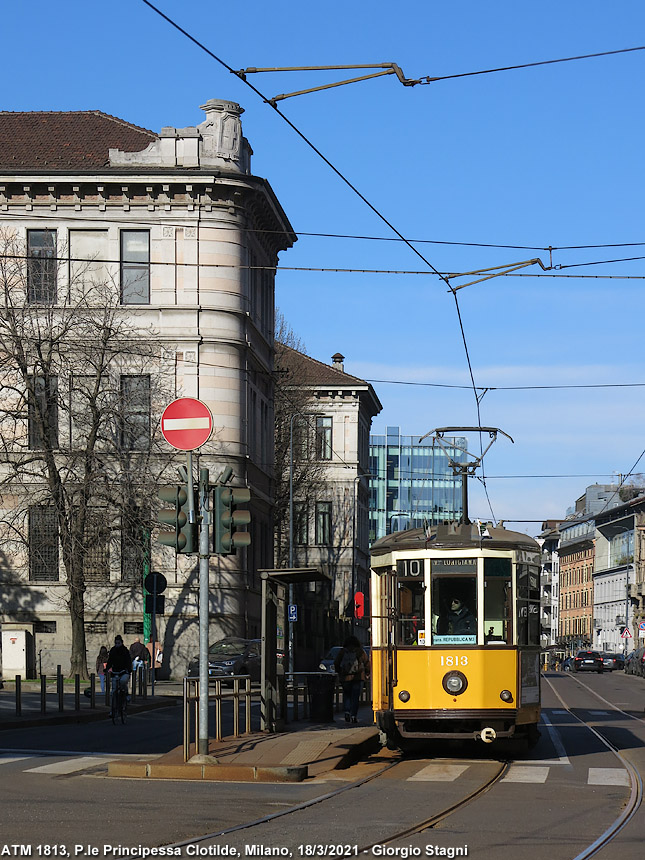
[442,671,468,696]
[398,690,411,703]
[499,689,513,703]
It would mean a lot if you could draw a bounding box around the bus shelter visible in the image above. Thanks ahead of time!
[259,567,330,732]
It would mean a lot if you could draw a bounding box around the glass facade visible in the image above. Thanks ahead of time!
[369,426,465,542]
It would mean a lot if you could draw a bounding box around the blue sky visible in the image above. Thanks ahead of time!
[4,1,645,531]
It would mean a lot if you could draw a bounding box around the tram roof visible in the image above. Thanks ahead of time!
[370,522,539,557]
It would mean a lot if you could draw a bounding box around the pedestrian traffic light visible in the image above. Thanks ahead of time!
[157,485,196,553]
[214,485,251,554]
[354,592,365,619]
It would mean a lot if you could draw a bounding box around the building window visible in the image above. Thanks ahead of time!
[34,620,57,634]
[29,506,59,581]
[85,620,108,635]
[121,231,150,304]
[293,502,308,545]
[315,501,332,545]
[28,375,58,449]
[124,622,144,635]
[27,230,57,303]
[120,375,150,451]
[121,509,149,584]
[70,230,108,292]
[315,416,332,460]
[83,513,110,582]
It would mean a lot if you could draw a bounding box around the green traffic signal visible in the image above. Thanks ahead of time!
[157,485,196,553]
[214,485,251,554]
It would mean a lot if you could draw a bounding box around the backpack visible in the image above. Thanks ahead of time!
[339,648,360,677]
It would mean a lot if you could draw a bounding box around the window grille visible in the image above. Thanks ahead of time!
[29,506,59,581]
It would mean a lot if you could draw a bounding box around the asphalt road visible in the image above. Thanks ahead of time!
[1,672,644,858]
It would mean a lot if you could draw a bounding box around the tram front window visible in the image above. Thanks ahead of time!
[396,580,425,645]
[484,558,512,644]
[432,575,477,645]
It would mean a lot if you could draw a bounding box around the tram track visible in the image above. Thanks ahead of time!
[544,673,644,860]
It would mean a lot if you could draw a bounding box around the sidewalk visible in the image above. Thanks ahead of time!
[108,706,380,783]
[1,680,381,781]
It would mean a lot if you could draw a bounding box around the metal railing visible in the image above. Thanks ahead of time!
[183,676,253,761]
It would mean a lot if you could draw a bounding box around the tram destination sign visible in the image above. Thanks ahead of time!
[431,558,478,573]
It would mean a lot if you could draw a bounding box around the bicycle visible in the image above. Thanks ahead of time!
[110,669,129,724]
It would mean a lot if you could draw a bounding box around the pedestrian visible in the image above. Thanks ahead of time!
[129,637,148,674]
[95,645,109,693]
[334,635,370,724]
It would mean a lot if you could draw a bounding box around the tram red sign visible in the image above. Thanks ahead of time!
[161,398,213,451]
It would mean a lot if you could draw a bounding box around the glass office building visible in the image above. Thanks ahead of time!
[369,426,465,542]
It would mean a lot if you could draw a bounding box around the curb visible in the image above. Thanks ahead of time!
[108,760,308,782]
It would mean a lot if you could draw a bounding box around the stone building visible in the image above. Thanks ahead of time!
[0,99,295,678]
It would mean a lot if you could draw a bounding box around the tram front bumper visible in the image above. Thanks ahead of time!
[379,708,520,740]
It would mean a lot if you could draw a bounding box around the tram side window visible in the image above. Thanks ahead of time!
[396,579,425,645]
[483,557,512,645]
[431,576,477,645]
[517,563,541,645]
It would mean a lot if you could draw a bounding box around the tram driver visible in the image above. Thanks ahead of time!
[443,597,476,636]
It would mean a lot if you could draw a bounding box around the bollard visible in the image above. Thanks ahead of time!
[57,669,64,712]
[41,675,47,714]
[74,675,80,711]
[15,675,21,716]
[90,673,95,709]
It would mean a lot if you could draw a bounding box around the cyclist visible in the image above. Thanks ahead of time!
[106,635,132,717]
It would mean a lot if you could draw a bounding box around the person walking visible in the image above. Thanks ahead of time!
[334,635,370,723]
[95,645,109,694]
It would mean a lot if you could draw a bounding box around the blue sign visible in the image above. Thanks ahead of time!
[288,604,298,622]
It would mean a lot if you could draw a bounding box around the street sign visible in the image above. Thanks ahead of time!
[288,604,297,622]
[639,622,645,630]
[161,398,213,451]
[621,627,633,638]
[144,572,167,594]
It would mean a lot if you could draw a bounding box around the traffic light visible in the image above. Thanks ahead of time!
[214,486,251,554]
[157,485,196,553]
[354,592,365,619]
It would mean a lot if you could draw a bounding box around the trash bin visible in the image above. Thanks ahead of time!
[306,672,336,722]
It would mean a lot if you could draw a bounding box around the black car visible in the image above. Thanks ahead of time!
[187,637,262,682]
[602,653,625,672]
[574,650,603,673]
[625,646,645,677]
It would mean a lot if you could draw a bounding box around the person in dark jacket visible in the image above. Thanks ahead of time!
[106,635,132,698]
[334,635,370,723]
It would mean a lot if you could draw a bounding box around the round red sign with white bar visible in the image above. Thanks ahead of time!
[161,397,213,451]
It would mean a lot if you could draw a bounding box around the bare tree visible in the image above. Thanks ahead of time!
[273,311,325,568]
[0,228,175,678]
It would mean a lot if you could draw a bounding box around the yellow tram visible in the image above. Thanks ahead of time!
[370,520,542,749]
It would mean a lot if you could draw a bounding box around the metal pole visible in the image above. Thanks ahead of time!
[288,414,295,673]
[151,572,157,698]
[198,467,210,756]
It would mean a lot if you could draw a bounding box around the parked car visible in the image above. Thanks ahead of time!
[574,650,604,673]
[187,637,262,682]
[602,653,625,672]
[562,656,574,672]
[625,646,645,677]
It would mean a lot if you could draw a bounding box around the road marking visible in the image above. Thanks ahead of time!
[502,765,550,783]
[407,764,469,781]
[25,756,112,774]
[588,768,630,786]
[589,711,611,716]
[0,756,33,765]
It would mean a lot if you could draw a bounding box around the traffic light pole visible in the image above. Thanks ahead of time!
[198,467,210,758]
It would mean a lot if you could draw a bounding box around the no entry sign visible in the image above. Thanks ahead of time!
[161,398,213,450]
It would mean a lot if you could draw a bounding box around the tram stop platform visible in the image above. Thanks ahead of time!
[108,709,380,783]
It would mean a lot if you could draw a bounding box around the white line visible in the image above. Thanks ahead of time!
[0,756,33,764]
[503,765,550,783]
[540,713,571,765]
[588,768,630,787]
[25,756,112,774]
[407,764,469,781]
[163,417,210,431]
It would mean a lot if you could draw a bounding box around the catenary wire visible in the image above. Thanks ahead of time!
[139,0,496,516]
